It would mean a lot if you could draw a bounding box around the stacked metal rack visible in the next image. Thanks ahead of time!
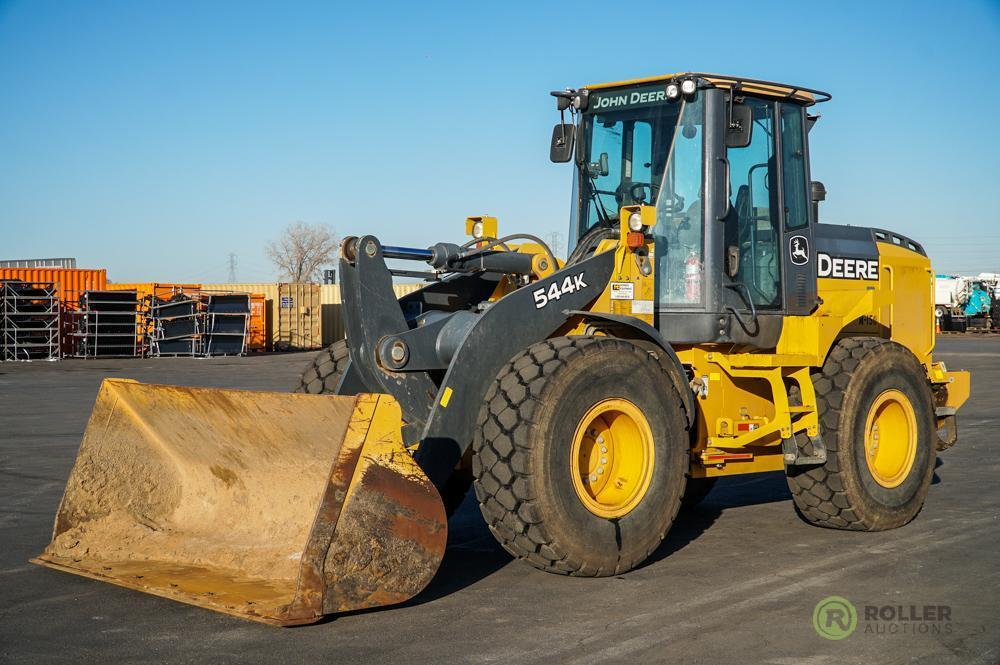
[148,295,202,357]
[201,293,250,356]
[1,280,61,361]
[145,292,249,357]
[71,290,140,358]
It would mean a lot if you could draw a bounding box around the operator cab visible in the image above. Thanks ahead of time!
[552,73,832,347]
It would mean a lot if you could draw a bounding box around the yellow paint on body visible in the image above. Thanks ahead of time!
[439,386,453,408]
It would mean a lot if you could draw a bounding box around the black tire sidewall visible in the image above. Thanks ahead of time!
[839,347,936,519]
[531,342,687,570]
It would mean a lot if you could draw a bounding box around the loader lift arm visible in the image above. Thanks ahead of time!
[338,234,615,489]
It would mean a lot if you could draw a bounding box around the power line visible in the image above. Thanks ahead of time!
[227,253,238,282]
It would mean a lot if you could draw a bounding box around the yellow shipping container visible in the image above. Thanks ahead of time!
[277,283,321,351]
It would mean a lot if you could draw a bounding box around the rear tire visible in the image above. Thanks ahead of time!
[473,336,689,576]
[786,338,936,531]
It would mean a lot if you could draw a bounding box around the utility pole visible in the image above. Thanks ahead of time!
[547,231,564,258]
[227,253,238,282]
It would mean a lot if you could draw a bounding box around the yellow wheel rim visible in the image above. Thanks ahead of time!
[570,398,655,518]
[864,389,918,489]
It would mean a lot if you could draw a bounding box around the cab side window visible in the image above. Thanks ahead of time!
[726,98,781,309]
[780,104,809,230]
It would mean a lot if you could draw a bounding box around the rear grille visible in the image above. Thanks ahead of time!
[795,274,807,309]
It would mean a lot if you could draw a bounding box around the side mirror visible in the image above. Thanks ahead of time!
[811,180,826,222]
[725,103,753,148]
[810,180,827,202]
[549,123,576,163]
[806,113,820,133]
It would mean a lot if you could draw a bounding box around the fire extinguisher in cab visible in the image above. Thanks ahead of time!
[685,251,701,302]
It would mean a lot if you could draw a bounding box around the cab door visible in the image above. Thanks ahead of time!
[777,102,817,315]
[725,97,783,312]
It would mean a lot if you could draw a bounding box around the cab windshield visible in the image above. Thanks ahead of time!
[571,84,705,305]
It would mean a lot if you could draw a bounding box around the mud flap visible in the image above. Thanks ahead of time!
[32,379,447,626]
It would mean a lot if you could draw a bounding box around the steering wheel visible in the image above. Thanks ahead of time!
[629,182,656,204]
[624,183,686,214]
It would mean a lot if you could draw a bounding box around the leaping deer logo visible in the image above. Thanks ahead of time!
[790,235,809,265]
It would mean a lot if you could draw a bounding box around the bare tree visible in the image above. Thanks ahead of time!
[265,222,339,282]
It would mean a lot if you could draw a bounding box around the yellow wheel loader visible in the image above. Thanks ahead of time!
[35,72,971,625]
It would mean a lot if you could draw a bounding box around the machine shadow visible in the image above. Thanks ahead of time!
[932,456,943,485]
[416,471,795,604]
[403,495,511,607]
[641,471,793,568]
[311,458,950,625]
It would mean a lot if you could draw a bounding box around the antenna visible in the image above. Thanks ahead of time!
[227,253,238,282]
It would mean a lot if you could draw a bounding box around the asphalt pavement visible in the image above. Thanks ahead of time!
[1,337,997,664]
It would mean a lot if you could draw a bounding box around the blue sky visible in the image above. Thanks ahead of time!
[1,0,999,281]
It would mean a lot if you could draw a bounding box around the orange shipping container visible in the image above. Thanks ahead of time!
[0,268,107,307]
[0,268,108,356]
[248,293,268,352]
[105,283,201,301]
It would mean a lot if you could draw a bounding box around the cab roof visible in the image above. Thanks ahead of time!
[586,72,832,106]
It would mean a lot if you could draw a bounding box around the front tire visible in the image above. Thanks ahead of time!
[787,338,936,531]
[472,336,690,576]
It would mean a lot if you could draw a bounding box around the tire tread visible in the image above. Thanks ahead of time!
[472,336,688,576]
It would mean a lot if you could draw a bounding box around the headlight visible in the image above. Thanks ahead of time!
[472,221,485,239]
[666,84,680,100]
[680,79,697,95]
[628,212,644,232]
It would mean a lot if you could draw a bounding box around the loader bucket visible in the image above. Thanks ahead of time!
[31,379,447,626]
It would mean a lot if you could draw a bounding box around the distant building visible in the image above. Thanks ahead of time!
[0,258,77,269]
